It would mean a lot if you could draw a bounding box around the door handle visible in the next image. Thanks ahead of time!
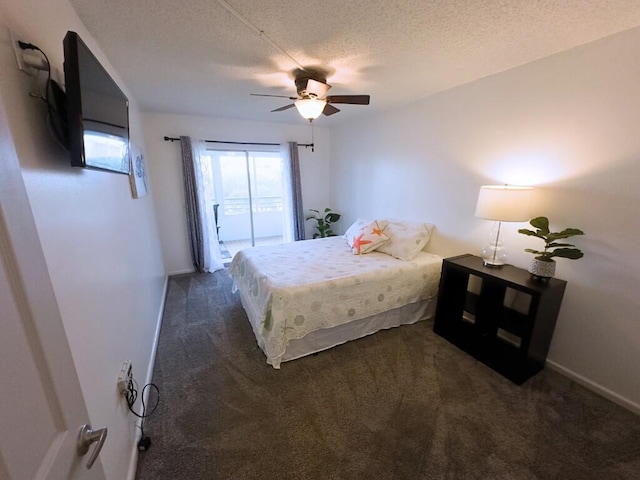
[77,424,108,469]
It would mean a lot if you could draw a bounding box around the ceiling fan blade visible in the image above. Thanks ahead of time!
[322,103,340,116]
[305,79,331,98]
[251,93,298,100]
[271,104,295,112]
[326,95,370,105]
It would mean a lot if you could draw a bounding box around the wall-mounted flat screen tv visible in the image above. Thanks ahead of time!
[63,31,130,174]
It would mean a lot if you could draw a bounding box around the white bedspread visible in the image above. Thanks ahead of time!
[228,236,442,367]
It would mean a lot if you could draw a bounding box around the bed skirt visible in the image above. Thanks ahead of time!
[238,292,436,367]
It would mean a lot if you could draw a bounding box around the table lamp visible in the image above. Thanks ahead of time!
[475,185,533,267]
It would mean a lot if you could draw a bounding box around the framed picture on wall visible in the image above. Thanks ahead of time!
[129,143,149,198]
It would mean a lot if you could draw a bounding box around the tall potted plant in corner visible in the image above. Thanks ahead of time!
[306,208,341,238]
[518,216,585,278]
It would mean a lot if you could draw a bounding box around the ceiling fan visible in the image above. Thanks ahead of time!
[252,68,370,121]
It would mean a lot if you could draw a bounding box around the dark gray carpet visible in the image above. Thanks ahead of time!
[136,270,640,480]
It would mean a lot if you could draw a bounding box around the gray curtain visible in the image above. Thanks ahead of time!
[288,142,306,241]
[180,136,206,272]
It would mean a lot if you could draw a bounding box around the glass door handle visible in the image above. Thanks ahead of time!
[77,424,108,469]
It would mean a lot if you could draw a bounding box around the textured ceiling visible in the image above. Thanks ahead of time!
[68,0,640,126]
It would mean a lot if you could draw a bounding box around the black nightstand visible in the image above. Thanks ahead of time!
[433,254,567,384]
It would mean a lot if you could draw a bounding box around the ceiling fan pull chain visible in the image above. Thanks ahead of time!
[311,121,315,153]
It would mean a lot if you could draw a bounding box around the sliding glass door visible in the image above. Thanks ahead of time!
[207,149,286,258]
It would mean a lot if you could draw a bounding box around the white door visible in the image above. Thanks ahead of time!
[0,101,105,479]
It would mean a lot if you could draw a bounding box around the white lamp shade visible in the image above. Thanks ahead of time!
[475,185,533,222]
[294,98,327,120]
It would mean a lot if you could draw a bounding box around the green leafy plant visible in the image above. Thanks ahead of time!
[518,216,585,262]
[306,208,341,238]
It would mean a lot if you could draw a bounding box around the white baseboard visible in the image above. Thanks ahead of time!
[126,274,169,480]
[167,267,195,276]
[546,360,640,416]
[142,274,168,400]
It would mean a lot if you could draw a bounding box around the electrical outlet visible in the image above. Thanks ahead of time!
[9,29,42,77]
[9,29,35,75]
[8,29,48,74]
[117,360,133,395]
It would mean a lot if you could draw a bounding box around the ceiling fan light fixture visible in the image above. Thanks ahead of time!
[294,98,327,120]
[304,78,331,98]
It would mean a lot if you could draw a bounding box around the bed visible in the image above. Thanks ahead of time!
[228,221,442,368]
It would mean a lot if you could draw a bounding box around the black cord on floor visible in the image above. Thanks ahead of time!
[125,378,160,451]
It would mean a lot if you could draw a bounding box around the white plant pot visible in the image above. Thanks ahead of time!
[528,259,556,278]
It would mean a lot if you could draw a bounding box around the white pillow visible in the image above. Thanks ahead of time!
[376,219,434,261]
[343,218,371,240]
[346,220,390,255]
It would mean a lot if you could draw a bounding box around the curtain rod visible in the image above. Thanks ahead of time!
[163,136,314,150]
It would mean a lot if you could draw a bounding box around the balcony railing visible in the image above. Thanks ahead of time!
[222,196,283,215]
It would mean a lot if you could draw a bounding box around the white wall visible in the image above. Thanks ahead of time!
[142,113,332,274]
[331,27,640,412]
[0,1,167,478]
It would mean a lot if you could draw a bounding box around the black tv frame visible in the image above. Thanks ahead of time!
[63,31,130,174]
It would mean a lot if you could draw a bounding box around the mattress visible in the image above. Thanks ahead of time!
[228,236,442,368]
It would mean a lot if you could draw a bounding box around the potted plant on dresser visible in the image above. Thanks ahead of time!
[518,216,585,278]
